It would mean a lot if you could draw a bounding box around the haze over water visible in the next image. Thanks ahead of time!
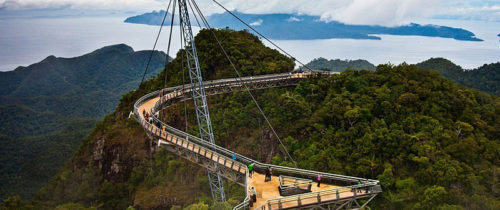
[0,16,499,72]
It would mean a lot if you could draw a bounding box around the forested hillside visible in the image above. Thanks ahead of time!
[30,28,294,210]
[305,57,376,71]
[417,58,500,95]
[0,44,167,200]
[3,29,499,210]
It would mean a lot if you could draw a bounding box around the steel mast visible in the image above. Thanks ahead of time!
[177,0,226,202]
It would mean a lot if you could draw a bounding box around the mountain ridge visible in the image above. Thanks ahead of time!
[305,57,376,71]
[416,57,500,95]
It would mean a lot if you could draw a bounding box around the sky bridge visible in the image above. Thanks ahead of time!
[132,72,381,210]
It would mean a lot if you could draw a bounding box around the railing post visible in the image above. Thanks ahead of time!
[297,195,302,207]
[336,190,339,200]
[317,193,321,203]
[278,199,282,209]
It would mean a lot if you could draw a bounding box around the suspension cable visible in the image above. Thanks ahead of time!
[140,0,173,86]
[163,0,177,89]
[180,26,189,132]
[187,0,203,29]
[190,0,297,167]
[210,0,313,72]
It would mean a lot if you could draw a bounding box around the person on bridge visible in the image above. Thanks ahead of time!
[232,154,236,161]
[248,163,254,178]
[357,180,363,193]
[265,167,271,182]
[317,173,322,187]
[162,125,166,131]
[251,186,257,203]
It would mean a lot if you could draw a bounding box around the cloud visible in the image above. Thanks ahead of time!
[323,0,441,26]
[0,0,163,11]
[440,4,500,22]
[286,16,301,22]
[249,19,263,26]
[1,0,499,25]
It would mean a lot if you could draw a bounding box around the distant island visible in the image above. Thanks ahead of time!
[125,11,482,41]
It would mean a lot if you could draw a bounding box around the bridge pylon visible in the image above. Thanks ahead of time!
[177,0,226,202]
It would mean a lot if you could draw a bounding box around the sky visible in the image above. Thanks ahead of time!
[0,0,499,26]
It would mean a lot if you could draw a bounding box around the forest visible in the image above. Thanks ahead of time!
[417,58,500,95]
[1,29,499,210]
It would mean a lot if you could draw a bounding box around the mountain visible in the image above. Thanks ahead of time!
[4,29,496,210]
[417,58,500,95]
[125,10,482,41]
[0,44,168,200]
[305,57,375,71]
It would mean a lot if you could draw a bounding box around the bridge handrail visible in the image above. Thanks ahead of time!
[142,78,379,185]
[233,171,250,210]
[256,184,382,210]
[135,73,381,185]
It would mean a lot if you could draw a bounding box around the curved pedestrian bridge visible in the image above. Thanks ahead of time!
[132,72,382,209]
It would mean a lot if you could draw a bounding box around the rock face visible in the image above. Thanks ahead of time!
[93,137,105,169]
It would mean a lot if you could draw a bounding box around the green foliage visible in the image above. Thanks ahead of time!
[414,185,447,210]
[417,58,500,95]
[305,57,376,71]
[55,203,96,210]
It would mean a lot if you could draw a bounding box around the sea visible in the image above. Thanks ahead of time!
[0,16,499,72]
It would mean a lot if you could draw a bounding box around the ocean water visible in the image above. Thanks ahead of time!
[0,17,194,71]
[0,16,498,71]
[272,19,500,69]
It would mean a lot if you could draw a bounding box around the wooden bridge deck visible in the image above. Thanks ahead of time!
[248,173,339,209]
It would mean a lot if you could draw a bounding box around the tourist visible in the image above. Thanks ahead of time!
[248,163,254,178]
[265,167,271,182]
[252,186,257,202]
[317,173,322,187]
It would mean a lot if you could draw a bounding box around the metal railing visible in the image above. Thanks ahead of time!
[279,176,312,187]
[132,72,380,210]
[278,176,312,196]
[256,184,382,210]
